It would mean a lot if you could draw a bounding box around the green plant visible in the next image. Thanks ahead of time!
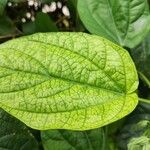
[0,0,150,150]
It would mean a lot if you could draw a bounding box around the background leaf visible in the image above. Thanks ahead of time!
[41,128,105,150]
[78,0,150,48]
[0,32,138,130]
[0,109,39,150]
[116,103,150,150]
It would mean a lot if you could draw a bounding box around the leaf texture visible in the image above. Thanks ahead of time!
[0,32,138,130]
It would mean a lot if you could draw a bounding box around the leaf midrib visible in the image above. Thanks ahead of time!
[86,1,119,43]
[0,94,126,114]
[0,64,124,95]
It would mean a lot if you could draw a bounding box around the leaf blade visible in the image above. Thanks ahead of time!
[0,32,138,130]
[41,128,105,150]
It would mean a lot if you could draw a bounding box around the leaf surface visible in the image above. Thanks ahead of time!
[0,32,138,130]
[78,0,150,48]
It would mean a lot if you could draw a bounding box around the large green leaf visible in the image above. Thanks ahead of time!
[0,32,138,130]
[41,128,105,150]
[0,109,39,150]
[131,32,150,87]
[78,0,150,48]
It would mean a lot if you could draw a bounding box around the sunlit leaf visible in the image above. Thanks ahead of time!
[0,32,138,130]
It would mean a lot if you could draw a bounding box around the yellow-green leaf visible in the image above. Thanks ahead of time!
[0,32,138,130]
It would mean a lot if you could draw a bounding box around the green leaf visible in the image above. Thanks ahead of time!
[0,109,39,150]
[78,0,150,48]
[0,32,138,130]
[0,0,7,15]
[130,32,150,87]
[41,128,105,150]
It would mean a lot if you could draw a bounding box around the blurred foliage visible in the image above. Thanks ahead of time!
[0,109,39,150]
[131,33,150,87]
[0,0,85,43]
[41,128,106,150]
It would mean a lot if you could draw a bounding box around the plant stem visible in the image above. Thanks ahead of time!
[138,72,150,88]
[139,98,150,104]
